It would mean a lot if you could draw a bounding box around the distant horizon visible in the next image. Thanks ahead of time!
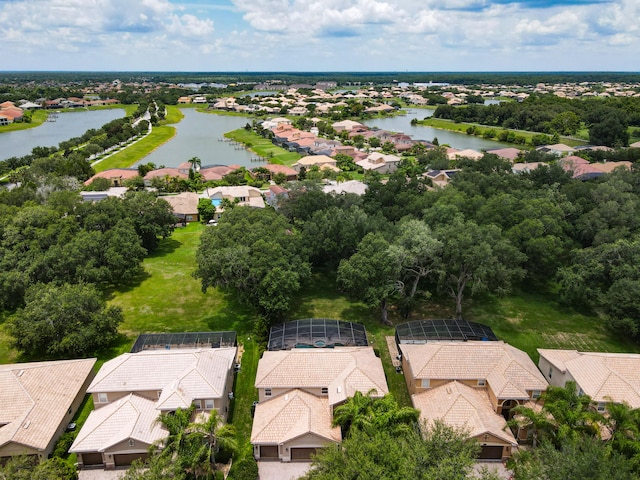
[1,70,640,74]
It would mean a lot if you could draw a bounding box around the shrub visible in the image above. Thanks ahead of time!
[228,457,259,480]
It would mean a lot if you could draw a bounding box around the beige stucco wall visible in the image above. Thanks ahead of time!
[537,356,573,388]
[253,433,336,462]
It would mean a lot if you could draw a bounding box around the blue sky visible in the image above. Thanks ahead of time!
[0,0,637,71]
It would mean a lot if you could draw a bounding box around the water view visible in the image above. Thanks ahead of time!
[364,109,510,151]
[0,109,126,161]
[137,109,262,168]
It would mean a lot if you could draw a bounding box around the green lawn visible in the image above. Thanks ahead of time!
[0,110,48,133]
[418,117,588,148]
[224,128,301,166]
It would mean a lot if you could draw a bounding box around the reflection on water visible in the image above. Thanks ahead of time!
[0,109,125,161]
[137,109,264,168]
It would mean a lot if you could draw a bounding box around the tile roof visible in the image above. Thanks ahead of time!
[251,389,341,444]
[538,349,640,407]
[88,348,236,405]
[0,358,96,452]
[70,394,166,452]
[412,381,517,445]
[84,169,139,186]
[161,192,200,215]
[401,341,547,400]
[255,347,388,406]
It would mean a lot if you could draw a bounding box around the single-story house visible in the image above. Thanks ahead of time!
[253,164,297,182]
[201,186,265,218]
[84,169,140,187]
[143,168,188,186]
[332,120,365,132]
[536,143,575,157]
[425,169,460,188]
[447,148,483,161]
[162,192,201,223]
[79,187,128,202]
[485,148,523,162]
[292,155,338,173]
[0,358,96,462]
[323,180,368,196]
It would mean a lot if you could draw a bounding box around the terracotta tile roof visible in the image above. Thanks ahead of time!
[251,389,341,444]
[538,349,640,406]
[84,169,139,186]
[255,347,388,406]
[0,358,96,452]
[143,168,188,180]
[412,381,517,445]
[401,341,547,400]
[258,164,297,176]
[70,394,166,453]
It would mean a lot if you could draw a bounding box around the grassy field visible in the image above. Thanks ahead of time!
[418,117,588,148]
[225,128,301,166]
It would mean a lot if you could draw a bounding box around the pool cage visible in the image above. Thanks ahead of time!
[268,319,369,351]
[130,331,237,353]
[395,319,498,346]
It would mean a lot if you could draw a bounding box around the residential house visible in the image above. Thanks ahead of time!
[485,148,523,162]
[80,187,128,202]
[253,164,298,182]
[400,340,548,459]
[0,358,96,462]
[264,184,289,208]
[538,349,640,411]
[201,186,265,221]
[143,168,188,187]
[291,155,338,173]
[512,162,544,174]
[199,165,240,182]
[425,169,460,188]
[84,168,140,187]
[356,152,401,174]
[332,120,365,132]
[559,155,603,179]
[162,192,201,223]
[447,148,483,161]
[71,347,237,469]
[536,143,575,157]
[251,347,389,461]
[323,180,368,196]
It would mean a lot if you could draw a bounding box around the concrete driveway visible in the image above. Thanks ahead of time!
[258,461,312,480]
[78,468,129,480]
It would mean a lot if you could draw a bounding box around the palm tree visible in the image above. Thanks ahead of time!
[332,390,375,437]
[189,410,238,469]
[155,406,195,463]
[508,404,555,448]
[187,156,202,172]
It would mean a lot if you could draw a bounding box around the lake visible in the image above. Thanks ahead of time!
[137,109,262,168]
[364,110,510,151]
[0,109,126,161]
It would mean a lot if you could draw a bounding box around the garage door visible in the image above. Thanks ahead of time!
[260,446,279,458]
[114,453,148,466]
[81,452,103,466]
[478,446,503,460]
[291,448,317,460]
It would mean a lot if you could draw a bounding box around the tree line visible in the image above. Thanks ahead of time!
[195,155,640,342]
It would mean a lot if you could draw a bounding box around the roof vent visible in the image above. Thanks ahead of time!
[336,386,342,393]
[23,420,31,429]
[17,370,24,377]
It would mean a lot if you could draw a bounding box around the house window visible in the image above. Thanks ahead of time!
[157,391,162,399]
[532,390,542,399]
[477,379,486,387]
[205,399,214,410]
[193,400,202,410]
[128,439,135,447]
[321,387,328,395]
[97,393,108,404]
[265,388,272,397]
[548,368,553,379]
[578,388,585,397]
[421,379,431,388]
[597,402,606,413]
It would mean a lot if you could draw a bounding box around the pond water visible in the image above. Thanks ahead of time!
[364,110,509,151]
[137,109,262,168]
[0,109,126,161]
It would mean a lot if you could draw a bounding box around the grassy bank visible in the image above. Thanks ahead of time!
[418,117,588,148]
[92,106,184,172]
[0,110,48,133]
[225,128,301,166]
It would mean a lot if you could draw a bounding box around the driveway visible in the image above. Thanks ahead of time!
[258,461,312,480]
[78,468,129,480]
[473,461,513,479]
